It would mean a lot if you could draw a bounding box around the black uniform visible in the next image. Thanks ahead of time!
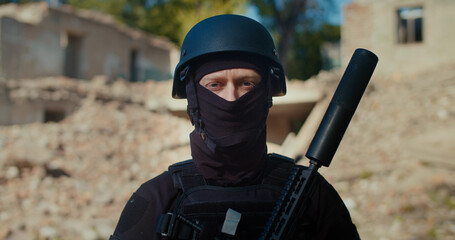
[110,155,359,240]
[110,14,360,240]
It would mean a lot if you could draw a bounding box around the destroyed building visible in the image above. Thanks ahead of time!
[0,2,178,125]
[0,2,178,81]
[342,0,455,78]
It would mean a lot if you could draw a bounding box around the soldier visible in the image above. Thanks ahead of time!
[110,14,359,240]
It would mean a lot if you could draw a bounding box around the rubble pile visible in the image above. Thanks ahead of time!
[0,77,192,239]
[2,76,171,106]
[321,64,455,239]
[0,64,454,239]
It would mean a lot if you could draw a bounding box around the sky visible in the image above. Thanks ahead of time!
[247,0,353,26]
[328,0,353,25]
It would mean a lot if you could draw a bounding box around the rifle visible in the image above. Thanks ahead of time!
[259,48,378,240]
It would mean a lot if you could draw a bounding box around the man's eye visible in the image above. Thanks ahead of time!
[242,81,256,88]
[206,82,221,90]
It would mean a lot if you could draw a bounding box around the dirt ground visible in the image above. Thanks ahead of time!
[0,64,454,239]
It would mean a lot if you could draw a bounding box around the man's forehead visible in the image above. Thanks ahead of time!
[201,68,261,78]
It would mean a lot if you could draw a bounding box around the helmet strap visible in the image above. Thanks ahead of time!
[186,76,218,152]
[185,74,201,127]
[267,67,274,108]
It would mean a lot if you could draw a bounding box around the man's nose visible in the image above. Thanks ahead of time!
[222,84,240,101]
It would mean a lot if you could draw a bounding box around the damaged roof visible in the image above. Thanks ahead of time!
[0,2,177,50]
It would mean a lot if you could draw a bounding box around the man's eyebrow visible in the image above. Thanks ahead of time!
[241,74,260,78]
[201,72,225,79]
[239,75,261,80]
[201,76,222,81]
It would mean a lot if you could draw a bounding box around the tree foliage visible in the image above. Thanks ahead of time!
[286,24,340,80]
[250,0,340,80]
[67,0,247,45]
[250,0,307,70]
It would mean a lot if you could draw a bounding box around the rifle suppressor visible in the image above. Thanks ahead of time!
[305,48,378,167]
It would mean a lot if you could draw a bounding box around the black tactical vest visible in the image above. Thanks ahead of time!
[156,154,297,240]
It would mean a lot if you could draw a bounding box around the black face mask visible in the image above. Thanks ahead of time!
[186,71,271,186]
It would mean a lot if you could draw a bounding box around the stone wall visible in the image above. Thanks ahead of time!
[342,0,455,78]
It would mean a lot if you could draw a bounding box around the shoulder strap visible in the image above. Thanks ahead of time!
[168,160,207,192]
[262,153,296,187]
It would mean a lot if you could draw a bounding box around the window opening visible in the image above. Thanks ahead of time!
[397,7,423,44]
[130,49,138,82]
[64,33,83,78]
[44,109,65,123]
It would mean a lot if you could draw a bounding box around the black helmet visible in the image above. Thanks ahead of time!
[172,14,286,99]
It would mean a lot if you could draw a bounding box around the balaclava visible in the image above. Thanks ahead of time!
[186,53,272,186]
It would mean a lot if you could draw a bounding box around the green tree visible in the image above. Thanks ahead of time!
[67,0,247,45]
[250,0,307,71]
[166,0,247,45]
[250,0,340,80]
[286,23,340,80]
